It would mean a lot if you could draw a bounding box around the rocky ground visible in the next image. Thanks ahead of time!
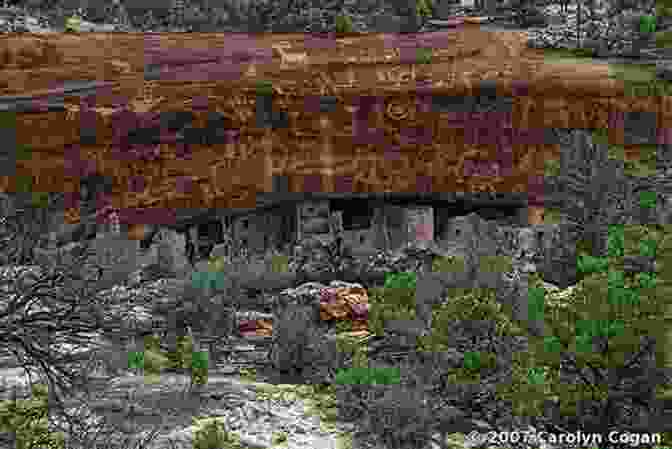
[3,210,671,449]
[0,262,583,449]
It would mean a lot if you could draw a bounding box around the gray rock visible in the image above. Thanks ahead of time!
[372,13,403,32]
[656,61,672,82]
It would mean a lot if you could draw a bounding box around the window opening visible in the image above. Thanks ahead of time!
[331,199,373,230]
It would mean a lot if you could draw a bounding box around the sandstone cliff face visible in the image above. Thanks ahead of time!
[2,31,670,294]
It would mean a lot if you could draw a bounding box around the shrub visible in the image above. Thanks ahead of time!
[493,224,672,441]
[272,431,288,445]
[335,14,354,33]
[0,383,65,449]
[334,366,401,385]
[367,273,419,335]
[192,417,243,449]
[417,0,433,20]
[367,286,416,336]
[164,334,194,371]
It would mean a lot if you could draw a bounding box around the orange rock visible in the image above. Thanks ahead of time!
[127,223,149,240]
[318,286,369,336]
[351,320,368,333]
[255,319,273,336]
[320,298,349,320]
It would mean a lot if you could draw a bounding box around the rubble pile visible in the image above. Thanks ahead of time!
[526,4,658,57]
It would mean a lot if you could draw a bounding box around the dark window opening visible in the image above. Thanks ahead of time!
[331,199,373,230]
[198,220,223,244]
[279,206,296,248]
[224,216,234,229]
[435,202,524,237]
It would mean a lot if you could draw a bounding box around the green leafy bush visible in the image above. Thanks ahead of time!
[0,383,65,449]
[335,14,353,33]
[495,224,672,440]
[192,417,243,449]
[164,334,194,371]
[256,80,273,97]
[367,286,416,336]
[416,47,432,65]
[417,0,433,19]
[384,272,416,291]
[192,351,209,385]
[367,273,419,335]
[272,431,288,445]
[432,255,466,273]
[334,366,401,385]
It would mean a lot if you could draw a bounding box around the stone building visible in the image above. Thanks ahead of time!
[24,185,586,286]
[146,192,534,274]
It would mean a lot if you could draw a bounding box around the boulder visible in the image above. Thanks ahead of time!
[656,61,672,82]
[155,228,191,279]
[513,7,547,28]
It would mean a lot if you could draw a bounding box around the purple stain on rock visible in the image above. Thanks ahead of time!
[143,209,175,227]
[191,96,209,110]
[223,129,240,144]
[64,145,85,177]
[302,174,323,193]
[496,127,514,148]
[353,126,384,145]
[351,303,369,320]
[81,94,97,109]
[159,61,243,83]
[399,47,420,64]
[159,132,178,144]
[231,49,253,64]
[304,34,337,50]
[27,100,50,113]
[355,96,378,121]
[175,142,192,159]
[304,95,321,113]
[467,126,489,146]
[334,175,354,193]
[496,146,515,176]
[463,125,480,146]
[176,176,194,194]
[416,175,433,193]
[462,159,477,177]
[527,128,547,145]
[112,109,137,137]
[110,95,132,108]
[382,34,400,49]
[400,126,432,146]
[609,111,625,129]
[463,158,503,178]
[511,80,530,97]
[129,175,145,193]
[110,141,131,160]
[657,127,672,145]
[515,128,540,145]
[82,159,97,177]
[64,191,79,210]
[527,175,546,204]
[385,146,402,160]
[416,93,432,112]
[444,111,468,126]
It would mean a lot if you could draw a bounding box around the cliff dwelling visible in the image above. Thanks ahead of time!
[131,193,530,267]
